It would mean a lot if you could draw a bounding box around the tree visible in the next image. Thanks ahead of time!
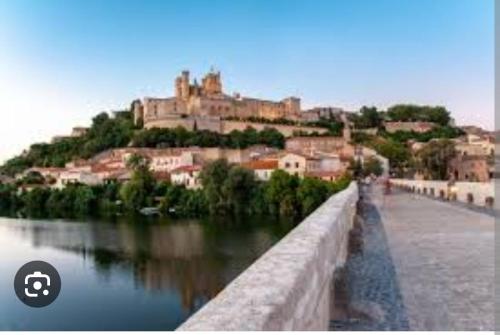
[222,166,258,213]
[199,159,232,214]
[23,187,51,217]
[265,170,300,216]
[120,154,155,211]
[416,139,456,180]
[387,104,451,126]
[297,177,330,216]
[74,185,96,216]
[20,171,45,185]
[363,157,383,177]
[352,106,382,129]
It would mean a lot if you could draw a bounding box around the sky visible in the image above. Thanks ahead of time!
[0,0,494,163]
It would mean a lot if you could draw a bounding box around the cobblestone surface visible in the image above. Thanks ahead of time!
[333,184,494,331]
[330,185,410,331]
[378,186,494,331]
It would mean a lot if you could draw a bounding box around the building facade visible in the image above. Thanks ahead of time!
[133,70,303,131]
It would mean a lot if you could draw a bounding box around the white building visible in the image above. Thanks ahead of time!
[170,165,202,189]
[150,151,195,172]
[278,152,321,177]
[242,160,278,181]
[55,170,102,189]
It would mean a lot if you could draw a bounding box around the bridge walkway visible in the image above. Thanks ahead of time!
[332,184,494,331]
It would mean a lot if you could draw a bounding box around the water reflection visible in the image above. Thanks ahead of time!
[0,215,293,329]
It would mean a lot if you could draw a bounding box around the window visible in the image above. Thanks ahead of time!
[285,162,290,168]
[295,162,299,168]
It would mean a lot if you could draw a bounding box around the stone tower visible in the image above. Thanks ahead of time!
[282,97,301,118]
[175,71,191,101]
[131,99,144,125]
[202,70,222,96]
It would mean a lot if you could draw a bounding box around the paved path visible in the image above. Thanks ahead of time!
[333,184,494,331]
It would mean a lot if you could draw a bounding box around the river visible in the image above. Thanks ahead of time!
[0,215,294,330]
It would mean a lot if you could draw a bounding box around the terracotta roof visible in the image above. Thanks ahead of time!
[242,160,278,170]
[282,150,320,160]
[30,167,65,173]
[91,164,122,173]
[305,170,343,178]
[171,165,202,174]
[153,171,171,181]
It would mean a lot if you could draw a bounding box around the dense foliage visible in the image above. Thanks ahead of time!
[131,126,285,149]
[414,139,456,180]
[352,133,411,174]
[349,106,383,129]
[380,126,463,143]
[386,104,451,126]
[0,158,352,221]
[1,111,135,177]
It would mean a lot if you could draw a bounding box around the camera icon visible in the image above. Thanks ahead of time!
[14,261,61,308]
[24,271,51,298]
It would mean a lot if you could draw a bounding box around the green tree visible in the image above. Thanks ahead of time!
[363,157,383,177]
[387,104,451,126]
[199,159,232,214]
[222,166,258,213]
[352,106,382,129]
[23,187,51,217]
[120,154,155,211]
[74,185,96,216]
[20,171,45,185]
[416,139,456,180]
[265,170,300,216]
[297,177,330,216]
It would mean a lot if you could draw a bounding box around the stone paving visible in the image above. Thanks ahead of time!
[332,184,494,331]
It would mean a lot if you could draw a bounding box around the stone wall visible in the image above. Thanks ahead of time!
[143,117,327,137]
[390,179,494,207]
[177,182,359,331]
[221,120,328,137]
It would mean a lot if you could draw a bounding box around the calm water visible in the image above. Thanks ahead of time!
[0,215,294,330]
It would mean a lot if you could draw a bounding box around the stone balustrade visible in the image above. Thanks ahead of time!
[177,182,359,331]
[390,178,494,207]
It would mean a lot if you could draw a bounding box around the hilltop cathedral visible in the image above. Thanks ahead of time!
[132,69,306,133]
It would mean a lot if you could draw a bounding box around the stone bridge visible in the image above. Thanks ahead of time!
[177,181,494,331]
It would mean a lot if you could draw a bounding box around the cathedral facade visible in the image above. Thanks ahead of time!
[132,70,302,131]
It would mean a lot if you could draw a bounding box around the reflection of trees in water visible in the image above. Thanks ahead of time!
[9,216,294,312]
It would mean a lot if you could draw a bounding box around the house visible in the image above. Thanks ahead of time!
[454,134,495,157]
[170,165,202,189]
[285,137,347,156]
[101,169,132,184]
[55,170,102,188]
[149,150,195,172]
[71,127,89,137]
[448,155,492,182]
[278,152,320,177]
[242,160,278,181]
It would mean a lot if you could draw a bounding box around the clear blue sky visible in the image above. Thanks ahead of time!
[0,0,494,162]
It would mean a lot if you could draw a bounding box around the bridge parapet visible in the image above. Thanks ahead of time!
[177,182,359,331]
[390,179,494,207]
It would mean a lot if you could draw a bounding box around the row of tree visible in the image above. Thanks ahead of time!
[131,126,285,149]
[350,104,453,129]
[0,157,352,220]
